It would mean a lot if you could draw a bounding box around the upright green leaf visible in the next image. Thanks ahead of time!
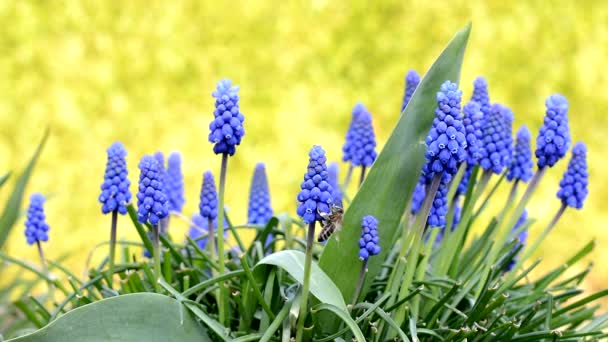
[0,172,11,189]
[0,129,49,250]
[255,250,347,311]
[7,293,210,342]
[318,24,471,302]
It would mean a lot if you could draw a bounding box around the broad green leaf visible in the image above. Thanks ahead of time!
[318,24,471,307]
[7,293,210,342]
[0,129,49,250]
[254,250,347,311]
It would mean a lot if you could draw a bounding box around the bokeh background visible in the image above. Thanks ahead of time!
[1,1,606,294]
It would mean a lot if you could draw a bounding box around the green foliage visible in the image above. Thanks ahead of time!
[6,294,210,342]
[1,25,607,342]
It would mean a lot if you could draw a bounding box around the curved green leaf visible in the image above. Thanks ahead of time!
[0,129,48,250]
[7,293,210,342]
[0,172,11,189]
[254,250,346,311]
[318,24,471,304]
[311,303,365,342]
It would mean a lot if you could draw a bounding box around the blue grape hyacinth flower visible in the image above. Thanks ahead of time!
[99,142,132,215]
[557,142,588,209]
[248,163,273,225]
[401,69,420,112]
[428,182,449,228]
[136,155,169,225]
[327,162,343,207]
[410,177,426,215]
[478,103,513,174]
[350,103,377,167]
[425,81,467,177]
[471,77,491,117]
[24,193,50,245]
[166,152,185,213]
[199,171,218,220]
[463,101,485,165]
[358,215,380,261]
[536,94,570,169]
[296,146,333,224]
[342,103,365,162]
[208,79,245,156]
[507,126,534,183]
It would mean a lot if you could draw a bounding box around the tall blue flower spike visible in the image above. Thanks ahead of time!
[358,215,381,261]
[536,94,570,169]
[506,210,528,271]
[136,155,169,225]
[507,126,534,183]
[401,69,420,112]
[166,152,185,213]
[248,163,273,225]
[24,193,50,245]
[327,162,343,207]
[424,81,467,177]
[296,146,333,224]
[428,182,449,228]
[463,101,485,165]
[208,79,245,156]
[471,77,491,117]
[478,103,513,174]
[350,103,377,167]
[342,103,365,163]
[410,177,426,215]
[557,142,588,209]
[99,142,131,215]
[199,171,218,221]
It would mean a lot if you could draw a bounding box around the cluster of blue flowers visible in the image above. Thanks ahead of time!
[478,103,513,174]
[166,152,185,213]
[296,146,333,224]
[98,142,131,215]
[24,193,50,245]
[358,215,380,261]
[470,77,491,117]
[557,142,588,209]
[428,183,449,228]
[136,155,169,225]
[536,94,571,169]
[199,171,218,221]
[342,103,377,167]
[248,163,273,225]
[424,81,467,177]
[208,79,246,156]
[401,69,420,112]
[507,126,534,183]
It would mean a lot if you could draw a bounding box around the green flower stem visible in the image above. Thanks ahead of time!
[295,221,316,342]
[359,166,367,188]
[208,218,217,270]
[439,168,490,278]
[351,259,369,308]
[152,223,161,293]
[108,210,118,289]
[477,167,546,297]
[413,227,440,317]
[36,240,52,295]
[508,203,567,283]
[343,164,354,189]
[216,153,228,325]
[393,173,442,328]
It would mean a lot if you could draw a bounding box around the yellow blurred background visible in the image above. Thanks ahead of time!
[1,1,606,294]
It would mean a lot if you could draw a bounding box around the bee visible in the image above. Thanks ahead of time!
[317,204,344,242]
